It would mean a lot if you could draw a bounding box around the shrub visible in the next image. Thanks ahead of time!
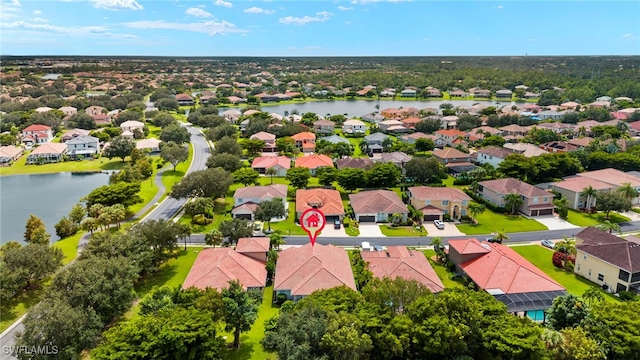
[443,213,451,222]
[192,214,212,225]
[618,291,637,301]
[453,177,473,186]
[552,251,565,268]
[275,293,288,305]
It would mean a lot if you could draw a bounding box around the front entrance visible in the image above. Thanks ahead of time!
[452,205,460,219]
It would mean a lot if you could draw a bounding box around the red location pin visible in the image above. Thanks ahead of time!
[300,208,326,246]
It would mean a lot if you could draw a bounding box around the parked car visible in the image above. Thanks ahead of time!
[541,239,555,249]
[434,220,445,229]
[334,219,341,229]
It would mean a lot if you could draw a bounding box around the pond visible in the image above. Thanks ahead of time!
[220,98,518,118]
[0,172,110,244]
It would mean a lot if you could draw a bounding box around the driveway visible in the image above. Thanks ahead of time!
[358,224,386,237]
[534,215,580,230]
[424,222,466,236]
[319,225,347,237]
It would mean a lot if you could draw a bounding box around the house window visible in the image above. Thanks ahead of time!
[584,254,587,259]
[597,274,605,282]
[237,198,242,203]
[442,200,449,206]
[588,269,592,276]
[462,200,467,206]
[577,264,580,271]
[619,269,630,282]
[544,197,548,202]
[443,210,449,214]
[425,200,431,206]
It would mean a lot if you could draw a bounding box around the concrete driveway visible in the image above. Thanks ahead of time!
[534,215,580,230]
[358,224,386,237]
[319,225,347,237]
[424,222,466,236]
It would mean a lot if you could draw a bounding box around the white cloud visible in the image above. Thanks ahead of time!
[90,0,143,11]
[338,6,353,11]
[214,0,232,8]
[621,33,639,41]
[33,9,42,15]
[124,19,245,35]
[244,6,275,14]
[497,5,504,9]
[351,0,410,4]
[279,11,333,25]
[529,38,539,42]
[621,33,632,38]
[1,0,21,20]
[1,20,124,38]
[186,7,212,18]
[32,17,49,22]
[344,21,351,25]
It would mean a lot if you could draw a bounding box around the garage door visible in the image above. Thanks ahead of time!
[325,216,340,223]
[423,215,440,221]
[358,215,376,223]
[537,209,554,216]
[234,214,252,220]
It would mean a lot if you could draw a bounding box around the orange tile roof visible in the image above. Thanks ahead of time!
[274,244,356,297]
[452,239,565,294]
[361,246,444,293]
[294,154,333,169]
[296,188,345,216]
[183,248,267,291]
[291,132,316,141]
[349,190,408,215]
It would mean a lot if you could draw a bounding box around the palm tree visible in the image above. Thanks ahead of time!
[382,137,393,152]
[582,286,605,307]
[110,204,126,228]
[268,231,285,250]
[467,202,486,225]
[541,328,563,353]
[205,229,223,248]
[177,223,191,251]
[553,197,570,219]
[504,192,524,215]
[359,140,369,154]
[617,182,639,200]
[430,236,445,263]
[494,230,509,244]
[597,220,621,234]
[554,236,576,271]
[265,167,277,185]
[581,185,598,212]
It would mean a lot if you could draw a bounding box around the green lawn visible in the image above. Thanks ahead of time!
[221,286,279,360]
[442,175,466,189]
[125,247,203,319]
[0,154,125,176]
[0,280,48,333]
[511,245,619,303]
[457,208,548,235]
[160,143,194,196]
[52,232,84,264]
[423,250,464,289]
[565,209,630,227]
[379,225,426,237]
[270,202,306,236]
[336,130,364,157]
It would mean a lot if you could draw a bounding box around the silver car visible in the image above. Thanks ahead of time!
[541,239,554,249]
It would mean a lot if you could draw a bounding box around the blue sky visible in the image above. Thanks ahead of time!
[1,0,639,56]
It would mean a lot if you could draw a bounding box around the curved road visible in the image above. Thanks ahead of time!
[0,123,210,360]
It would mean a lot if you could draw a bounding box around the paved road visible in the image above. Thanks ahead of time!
[0,123,210,360]
[183,220,640,247]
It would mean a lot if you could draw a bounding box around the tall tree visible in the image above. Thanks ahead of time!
[596,219,621,234]
[254,198,286,231]
[222,280,260,349]
[617,182,639,200]
[366,163,402,188]
[405,157,446,184]
[219,218,253,244]
[214,136,243,157]
[2,243,63,292]
[24,214,47,244]
[233,168,260,186]
[161,141,189,171]
[580,185,598,211]
[133,219,184,268]
[206,153,242,173]
[84,182,142,208]
[170,168,234,199]
[503,192,524,215]
[204,229,223,248]
[467,202,486,224]
[595,191,632,219]
[337,167,367,192]
[104,136,136,162]
[265,167,277,184]
[286,167,311,189]
[316,166,338,186]
[160,123,190,145]
[546,294,590,331]
[430,236,446,263]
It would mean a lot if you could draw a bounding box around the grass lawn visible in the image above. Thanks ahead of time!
[379,225,426,237]
[160,143,194,196]
[0,281,48,333]
[511,245,619,303]
[457,208,548,235]
[220,286,278,360]
[566,209,630,227]
[336,130,364,157]
[423,250,464,289]
[345,225,360,236]
[0,154,125,176]
[270,202,306,236]
[442,175,467,189]
[125,247,203,319]
[52,232,84,264]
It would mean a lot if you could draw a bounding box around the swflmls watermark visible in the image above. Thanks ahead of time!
[3,345,59,356]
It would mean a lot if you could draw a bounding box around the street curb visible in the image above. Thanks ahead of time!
[0,314,26,339]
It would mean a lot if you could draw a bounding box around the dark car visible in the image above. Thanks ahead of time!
[484,237,502,244]
[334,220,341,229]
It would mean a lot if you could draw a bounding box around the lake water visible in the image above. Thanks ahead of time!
[220,99,517,118]
[0,172,110,244]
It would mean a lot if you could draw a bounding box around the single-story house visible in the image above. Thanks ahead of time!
[321,134,351,145]
[26,143,68,164]
[175,93,194,106]
[294,154,334,176]
[235,237,271,262]
[335,157,374,170]
[477,178,555,216]
[296,188,345,223]
[503,143,549,158]
[379,151,412,168]
[120,120,144,133]
[232,184,288,220]
[574,227,640,294]
[274,244,356,302]
[251,156,291,177]
[540,141,579,153]
[361,246,444,293]
[448,239,566,320]
[432,147,472,165]
[0,145,24,166]
[136,138,162,154]
[407,186,472,221]
[569,168,640,205]
[183,247,267,291]
[495,89,513,98]
[349,190,409,223]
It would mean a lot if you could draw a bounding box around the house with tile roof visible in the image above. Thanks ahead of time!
[66,135,100,159]
[539,141,579,153]
[361,246,444,293]
[175,93,194,106]
[379,151,412,169]
[296,188,345,223]
[349,190,409,223]
[362,133,389,153]
[274,243,356,302]
[183,247,267,291]
[435,129,466,146]
[294,154,333,176]
[313,119,335,134]
[335,157,374,170]
[478,178,555,216]
[120,120,144,133]
[503,143,549,158]
[407,186,472,221]
[232,184,288,221]
[251,155,291,176]
[448,239,566,318]
[235,237,271,262]
[342,119,367,134]
[21,124,53,145]
[250,131,277,152]
[320,134,351,145]
[26,142,68,164]
[575,227,640,294]
[136,138,162,154]
[567,168,640,206]
[431,147,472,165]
[0,145,24,166]
[475,146,515,167]
[61,128,90,143]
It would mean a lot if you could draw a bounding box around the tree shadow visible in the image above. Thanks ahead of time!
[134,263,179,297]
[100,161,126,171]
[0,284,47,330]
